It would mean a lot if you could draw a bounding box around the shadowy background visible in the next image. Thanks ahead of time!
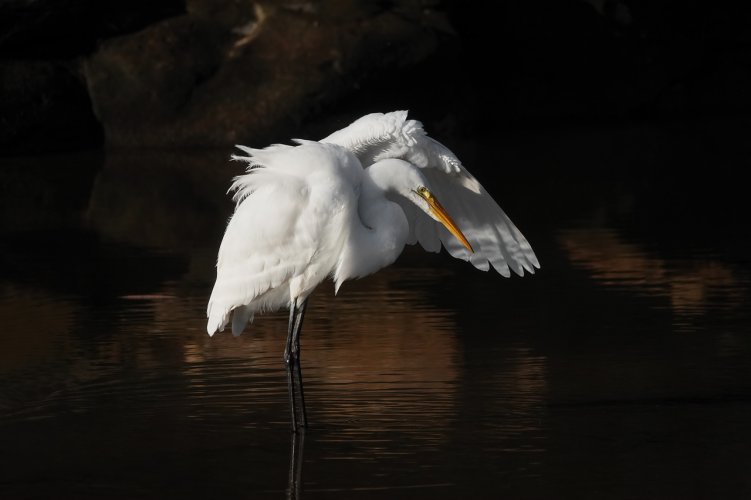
[3,0,750,148]
[2,0,750,255]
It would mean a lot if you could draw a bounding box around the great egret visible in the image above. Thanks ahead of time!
[206,111,539,431]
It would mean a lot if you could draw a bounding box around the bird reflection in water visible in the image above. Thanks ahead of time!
[287,429,305,500]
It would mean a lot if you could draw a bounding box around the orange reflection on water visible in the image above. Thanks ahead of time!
[175,269,461,432]
[559,227,745,314]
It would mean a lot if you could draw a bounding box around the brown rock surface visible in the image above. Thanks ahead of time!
[84,1,452,149]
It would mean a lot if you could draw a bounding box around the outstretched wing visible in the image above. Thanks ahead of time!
[322,110,540,277]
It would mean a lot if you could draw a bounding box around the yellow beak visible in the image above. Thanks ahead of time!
[415,189,474,253]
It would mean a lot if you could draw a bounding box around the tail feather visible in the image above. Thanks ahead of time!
[206,301,229,336]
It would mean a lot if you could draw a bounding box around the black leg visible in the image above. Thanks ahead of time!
[284,302,299,432]
[286,425,305,500]
[291,299,308,428]
[284,298,309,432]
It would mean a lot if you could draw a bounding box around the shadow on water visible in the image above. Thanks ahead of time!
[1,120,751,498]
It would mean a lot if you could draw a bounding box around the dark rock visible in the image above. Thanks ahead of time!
[85,150,236,249]
[84,0,453,149]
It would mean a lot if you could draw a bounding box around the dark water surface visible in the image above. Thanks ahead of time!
[1,123,751,499]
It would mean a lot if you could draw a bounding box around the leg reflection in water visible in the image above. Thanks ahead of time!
[287,429,305,499]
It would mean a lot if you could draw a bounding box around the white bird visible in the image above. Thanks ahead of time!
[206,110,539,431]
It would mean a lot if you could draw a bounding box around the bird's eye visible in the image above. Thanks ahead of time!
[417,186,427,194]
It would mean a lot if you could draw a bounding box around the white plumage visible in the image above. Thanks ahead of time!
[207,110,539,337]
[323,110,539,277]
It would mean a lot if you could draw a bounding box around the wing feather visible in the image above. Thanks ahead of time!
[323,111,539,277]
[322,111,465,176]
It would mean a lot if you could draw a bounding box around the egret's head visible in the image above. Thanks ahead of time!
[369,159,473,253]
[410,185,474,253]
